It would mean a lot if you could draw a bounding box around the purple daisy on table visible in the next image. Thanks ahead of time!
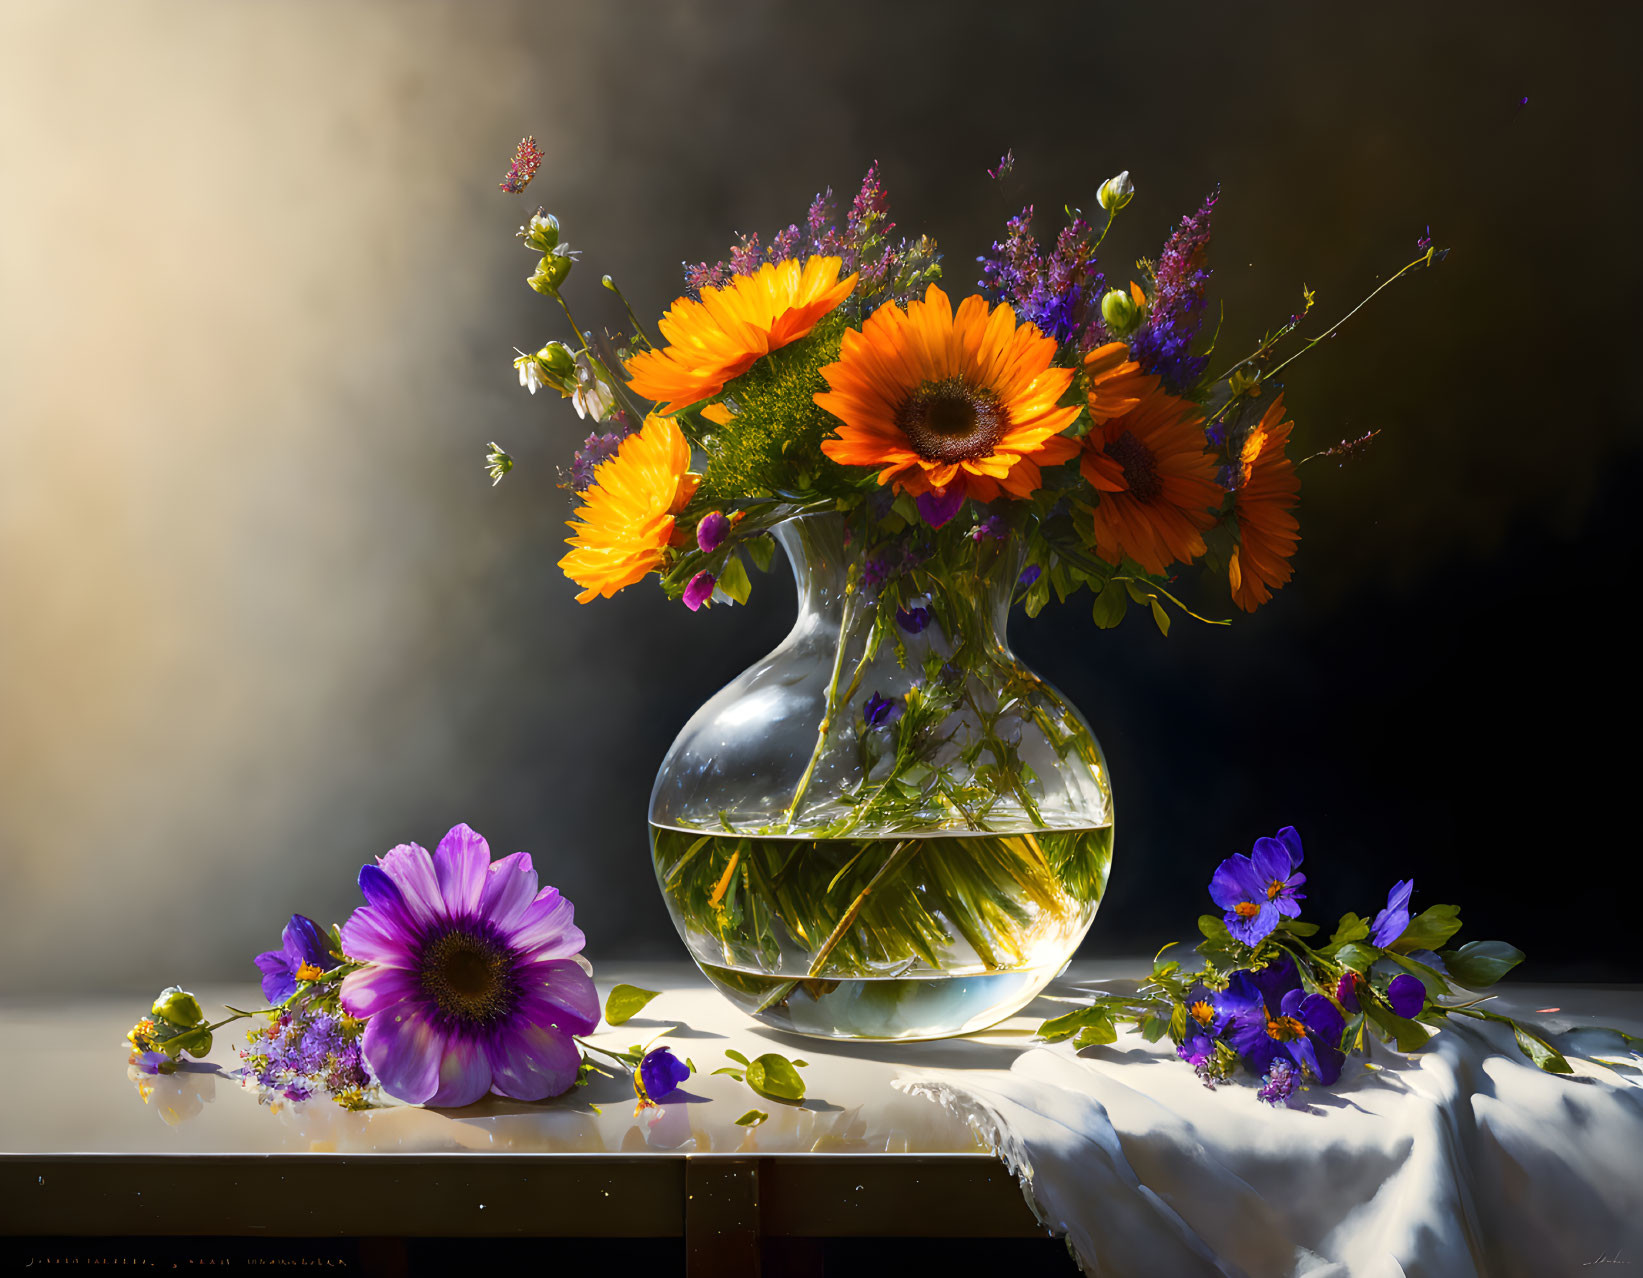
[1370,879,1415,947]
[634,1046,691,1109]
[254,914,334,1005]
[1208,827,1305,946]
[338,824,599,1108]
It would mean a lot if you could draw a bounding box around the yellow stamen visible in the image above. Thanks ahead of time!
[1234,902,1261,920]
[1266,879,1286,901]
[1265,1015,1307,1041]
[1190,1000,1215,1027]
[295,962,327,982]
[709,852,741,911]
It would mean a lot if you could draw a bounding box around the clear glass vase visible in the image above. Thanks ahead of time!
[649,512,1114,1039]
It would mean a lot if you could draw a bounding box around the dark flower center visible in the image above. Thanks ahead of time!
[419,927,517,1027]
[896,377,1011,463]
[1106,429,1162,503]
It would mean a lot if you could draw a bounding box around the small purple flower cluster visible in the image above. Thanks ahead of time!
[1127,189,1218,393]
[683,164,938,307]
[569,413,636,491]
[976,206,1104,347]
[240,1008,375,1109]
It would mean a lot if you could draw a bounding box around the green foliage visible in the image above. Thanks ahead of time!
[699,315,848,501]
[1393,903,1463,953]
[1438,940,1524,988]
[603,984,660,1026]
[714,1049,809,1103]
[735,1109,769,1127]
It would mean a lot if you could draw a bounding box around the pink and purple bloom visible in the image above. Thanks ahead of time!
[634,1046,690,1108]
[683,571,716,611]
[254,914,334,1005]
[338,824,599,1108]
[1370,879,1415,947]
[1208,826,1307,946]
[696,511,730,554]
[1257,1057,1300,1106]
[916,488,966,529]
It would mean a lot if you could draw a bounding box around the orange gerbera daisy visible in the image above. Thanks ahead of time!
[625,256,858,414]
[814,285,1080,505]
[1082,342,1160,425]
[558,415,699,603]
[1081,392,1220,575]
[1228,395,1300,612]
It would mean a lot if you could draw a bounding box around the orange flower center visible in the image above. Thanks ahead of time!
[1234,902,1262,919]
[1106,430,1161,502]
[1266,879,1287,901]
[1266,1015,1307,1041]
[294,962,327,982]
[896,377,1011,463]
[1190,1000,1215,1026]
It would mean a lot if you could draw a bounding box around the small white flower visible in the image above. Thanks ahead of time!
[571,350,615,421]
[1098,170,1136,213]
[515,352,546,394]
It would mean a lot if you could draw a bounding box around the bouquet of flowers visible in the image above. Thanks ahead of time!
[496,144,1438,626]
[1038,826,1642,1101]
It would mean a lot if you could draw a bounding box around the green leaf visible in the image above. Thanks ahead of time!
[1334,942,1383,975]
[1197,915,1234,945]
[1277,919,1320,938]
[1325,913,1370,951]
[1362,999,1431,1052]
[724,1048,750,1066]
[746,534,776,573]
[711,1067,745,1080]
[1073,1019,1118,1049]
[603,984,660,1026]
[1139,1015,1169,1043]
[1039,1005,1122,1044]
[735,1109,768,1127]
[1090,579,1128,628]
[717,554,753,605]
[1457,1008,1573,1074]
[1439,940,1524,989]
[1393,903,1462,953]
[745,1053,807,1102]
[1148,597,1171,637]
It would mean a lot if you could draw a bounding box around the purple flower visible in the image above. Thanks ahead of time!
[1177,1032,1216,1068]
[863,692,902,729]
[896,605,931,634]
[254,915,334,1005]
[132,1050,175,1076]
[1018,565,1041,588]
[1207,827,1305,946]
[1336,970,1363,1013]
[970,516,1006,542]
[338,824,598,1107]
[1387,973,1426,1018]
[683,571,716,612]
[1370,879,1414,948]
[916,488,965,529]
[695,511,730,554]
[1127,189,1218,394]
[1257,1057,1299,1107]
[977,205,1103,346]
[635,1047,690,1107]
[1221,969,1347,1085]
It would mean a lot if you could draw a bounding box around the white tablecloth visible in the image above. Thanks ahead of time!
[896,974,1643,1277]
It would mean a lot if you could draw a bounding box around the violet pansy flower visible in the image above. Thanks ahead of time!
[896,605,932,634]
[1208,827,1305,946]
[695,510,730,554]
[863,691,902,728]
[915,488,965,529]
[1387,973,1426,1019]
[1220,968,1347,1085]
[338,824,598,1108]
[254,914,334,1005]
[682,571,717,611]
[1370,879,1415,947]
[635,1046,690,1108]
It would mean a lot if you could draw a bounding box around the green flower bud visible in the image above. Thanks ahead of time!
[1097,170,1136,213]
[151,986,204,1028]
[1100,286,1142,337]
[159,1025,213,1059]
[537,341,577,380]
[528,250,574,296]
[518,211,560,254]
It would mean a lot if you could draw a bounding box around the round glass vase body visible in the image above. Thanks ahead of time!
[649,513,1113,1040]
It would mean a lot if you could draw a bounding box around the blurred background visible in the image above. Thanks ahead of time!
[2,1,1638,995]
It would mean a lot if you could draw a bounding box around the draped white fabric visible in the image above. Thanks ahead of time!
[897,992,1643,1276]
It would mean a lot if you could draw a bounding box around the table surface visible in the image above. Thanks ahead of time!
[4,961,1638,1258]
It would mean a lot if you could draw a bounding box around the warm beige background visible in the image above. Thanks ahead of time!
[3,3,1637,991]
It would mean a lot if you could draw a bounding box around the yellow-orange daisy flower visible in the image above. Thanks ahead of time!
[625,256,859,414]
[1082,341,1160,425]
[814,285,1081,503]
[558,415,699,603]
[1228,395,1300,612]
[1081,392,1220,575]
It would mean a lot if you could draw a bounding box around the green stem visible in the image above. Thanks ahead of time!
[806,839,919,979]
[782,566,862,830]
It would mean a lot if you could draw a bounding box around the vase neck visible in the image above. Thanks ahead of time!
[772,511,1024,643]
